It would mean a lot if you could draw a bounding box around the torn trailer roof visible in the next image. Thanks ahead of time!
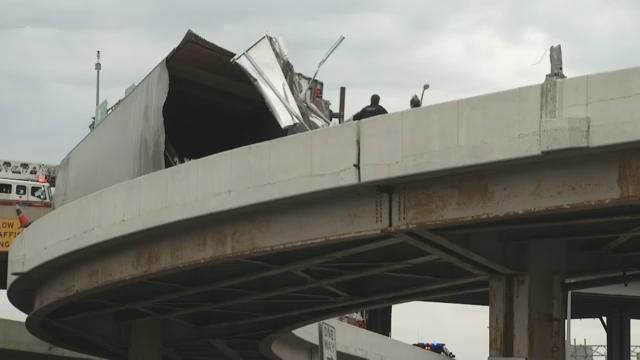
[54,30,333,206]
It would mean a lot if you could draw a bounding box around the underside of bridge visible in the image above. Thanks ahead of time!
[9,57,640,360]
[8,146,640,360]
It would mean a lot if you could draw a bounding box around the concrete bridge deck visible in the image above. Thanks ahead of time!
[7,65,640,359]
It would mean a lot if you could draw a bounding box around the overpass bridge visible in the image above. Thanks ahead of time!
[6,32,640,360]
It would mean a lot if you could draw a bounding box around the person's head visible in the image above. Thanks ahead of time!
[410,94,421,108]
[370,94,380,106]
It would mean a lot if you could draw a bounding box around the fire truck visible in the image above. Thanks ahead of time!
[0,160,57,252]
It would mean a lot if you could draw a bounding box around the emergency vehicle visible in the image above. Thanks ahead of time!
[0,160,56,253]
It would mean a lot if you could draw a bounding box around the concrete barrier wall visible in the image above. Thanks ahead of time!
[359,84,542,182]
[359,66,640,183]
[565,66,640,147]
[8,123,359,288]
[9,65,640,290]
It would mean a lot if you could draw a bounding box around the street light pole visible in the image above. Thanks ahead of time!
[420,83,430,105]
[95,50,101,107]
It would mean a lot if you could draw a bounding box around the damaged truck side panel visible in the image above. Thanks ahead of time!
[55,30,331,206]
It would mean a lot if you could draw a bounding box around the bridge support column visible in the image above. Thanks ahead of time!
[365,307,392,337]
[489,243,565,360]
[128,320,163,360]
[607,309,631,360]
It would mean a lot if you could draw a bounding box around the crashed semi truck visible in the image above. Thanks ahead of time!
[54,30,340,207]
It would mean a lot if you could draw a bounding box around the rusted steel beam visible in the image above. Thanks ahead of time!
[441,213,640,234]
[600,225,640,251]
[57,237,402,321]
[217,287,333,300]
[241,259,351,298]
[310,265,443,281]
[198,277,487,332]
[394,151,640,229]
[565,271,640,291]
[413,229,514,274]
[518,231,640,243]
[164,280,487,348]
[393,232,488,275]
[135,255,439,322]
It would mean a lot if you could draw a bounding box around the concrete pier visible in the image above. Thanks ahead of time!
[607,310,631,360]
[489,244,565,360]
[128,320,162,360]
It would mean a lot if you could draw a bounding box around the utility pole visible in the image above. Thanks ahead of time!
[95,50,101,107]
[90,50,102,131]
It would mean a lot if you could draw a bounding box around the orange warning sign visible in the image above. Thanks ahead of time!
[0,218,22,251]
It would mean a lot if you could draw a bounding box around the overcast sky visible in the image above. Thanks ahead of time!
[2,1,640,359]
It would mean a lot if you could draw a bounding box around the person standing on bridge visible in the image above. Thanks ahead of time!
[352,94,388,121]
[352,93,392,337]
[410,94,421,108]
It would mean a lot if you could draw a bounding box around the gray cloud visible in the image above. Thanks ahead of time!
[2,1,640,358]
[3,1,640,161]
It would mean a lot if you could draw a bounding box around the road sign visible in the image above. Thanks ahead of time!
[318,322,337,360]
[0,219,22,251]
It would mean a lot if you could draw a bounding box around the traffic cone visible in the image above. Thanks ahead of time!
[15,204,31,228]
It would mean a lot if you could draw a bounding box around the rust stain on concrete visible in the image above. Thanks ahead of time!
[618,152,640,198]
[488,282,503,354]
[169,236,185,264]
[87,268,100,286]
[406,187,449,222]
[454,175,495,208]
[406,174,495,223]
[135,245,161,271]
[206,229,229,257]
[230,216,272,254]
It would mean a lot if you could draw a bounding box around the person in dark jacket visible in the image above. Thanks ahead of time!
[410,94,421,108]
[353,94,388,121]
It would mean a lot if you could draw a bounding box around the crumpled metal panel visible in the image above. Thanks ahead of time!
[53,30,329,206]
[234,36,302,130]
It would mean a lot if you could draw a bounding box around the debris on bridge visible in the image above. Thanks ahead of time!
[55,30,337,206]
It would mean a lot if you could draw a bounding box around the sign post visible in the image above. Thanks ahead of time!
[318,322,337,360]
